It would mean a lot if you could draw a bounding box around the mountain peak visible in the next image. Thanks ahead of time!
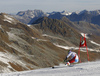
[13,9,47,24]
[48,12,64,20]
[32,17,49,24]
[61,10,72,15]
[16,9,46,17]
[79,10,89,15]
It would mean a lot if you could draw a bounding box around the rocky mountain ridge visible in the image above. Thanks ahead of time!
[32,17,100,47]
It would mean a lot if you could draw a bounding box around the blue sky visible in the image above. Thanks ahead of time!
[0,0,100,14]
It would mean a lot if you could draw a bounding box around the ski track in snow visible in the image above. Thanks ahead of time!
[0,61,100,76]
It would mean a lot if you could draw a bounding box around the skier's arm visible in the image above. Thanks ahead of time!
[64,52,72,62]
[67,52,72,58]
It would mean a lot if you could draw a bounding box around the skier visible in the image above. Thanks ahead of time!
[64,50,79,65]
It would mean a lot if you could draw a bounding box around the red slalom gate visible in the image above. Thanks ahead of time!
[78,34,89,63]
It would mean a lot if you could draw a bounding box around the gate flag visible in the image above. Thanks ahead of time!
[80,37,87,47]
[78,34,89,63]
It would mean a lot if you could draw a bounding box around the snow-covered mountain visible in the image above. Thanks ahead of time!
[12,10,47,24]
[61,10,72,15]
[16,10,47,18]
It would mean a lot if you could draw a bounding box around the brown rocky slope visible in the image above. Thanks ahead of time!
[0,13,100,73]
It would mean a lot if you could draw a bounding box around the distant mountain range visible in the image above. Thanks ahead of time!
[67,10,100,25]
[11,9,100,26]
[11,10,72,24]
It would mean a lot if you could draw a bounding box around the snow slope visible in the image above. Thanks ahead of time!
[1,61,100,76]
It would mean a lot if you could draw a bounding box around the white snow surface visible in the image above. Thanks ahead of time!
[90,40,100,46]
[0,61,100,76]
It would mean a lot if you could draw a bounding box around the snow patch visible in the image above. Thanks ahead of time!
[90,40,100,46]
[27,24,31,26]
[0,48,29,73]
[0,25,2,28]
[0,52,9,64]
[0,52,17,72]
[7,32,15,38]
[3,15,16,24]
[53,43,78,50]
[42,34,63,40]
[53,43,100,52]
[32,37,47,41]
